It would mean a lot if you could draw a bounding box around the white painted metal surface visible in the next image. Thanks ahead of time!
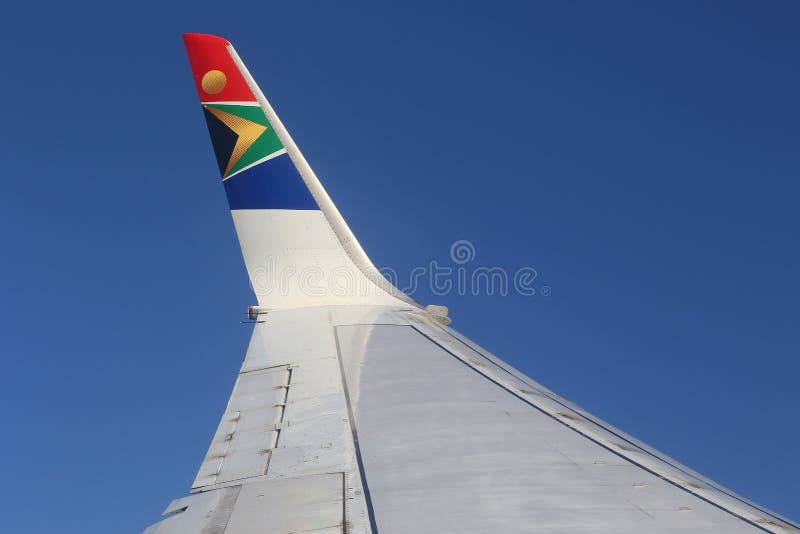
[230,210,407,309]
[146,306,798,533]
[146,473,344,534]
[337,321,787,533]
[192,365,289,488]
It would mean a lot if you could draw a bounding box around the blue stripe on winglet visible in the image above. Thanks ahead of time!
[223,153,319,210]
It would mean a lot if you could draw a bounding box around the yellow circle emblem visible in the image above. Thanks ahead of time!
[201,70,227,94]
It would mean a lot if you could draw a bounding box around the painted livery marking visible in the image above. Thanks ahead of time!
[202,104,283,180]
[223,153,318,210]
[184,33,319,211]
[201,70,227,94]
[184,33,255,102]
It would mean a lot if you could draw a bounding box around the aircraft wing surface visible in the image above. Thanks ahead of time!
[144,34,798,534]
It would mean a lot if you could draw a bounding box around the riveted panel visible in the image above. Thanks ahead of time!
[193,365,290,488]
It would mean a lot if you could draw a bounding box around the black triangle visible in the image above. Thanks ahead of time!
[203,107,239,176]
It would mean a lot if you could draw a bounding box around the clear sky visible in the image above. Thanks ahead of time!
[1,1,798,532]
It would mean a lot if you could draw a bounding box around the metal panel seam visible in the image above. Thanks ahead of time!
[429,320,799,530]
[332,325,379,534]
[409,324,774,533]
[435,320,779,519]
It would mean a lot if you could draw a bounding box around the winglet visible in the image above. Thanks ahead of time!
[183,33,420,310]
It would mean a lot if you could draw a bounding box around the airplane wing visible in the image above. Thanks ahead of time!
[144,33,798,534]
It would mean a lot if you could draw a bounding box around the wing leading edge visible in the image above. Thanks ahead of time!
[143,34,798,533]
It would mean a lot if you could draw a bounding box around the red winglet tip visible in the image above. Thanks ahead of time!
[182,33,256,103]
[183,33,231,46]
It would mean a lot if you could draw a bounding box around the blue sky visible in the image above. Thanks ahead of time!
[1,1,798,531]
